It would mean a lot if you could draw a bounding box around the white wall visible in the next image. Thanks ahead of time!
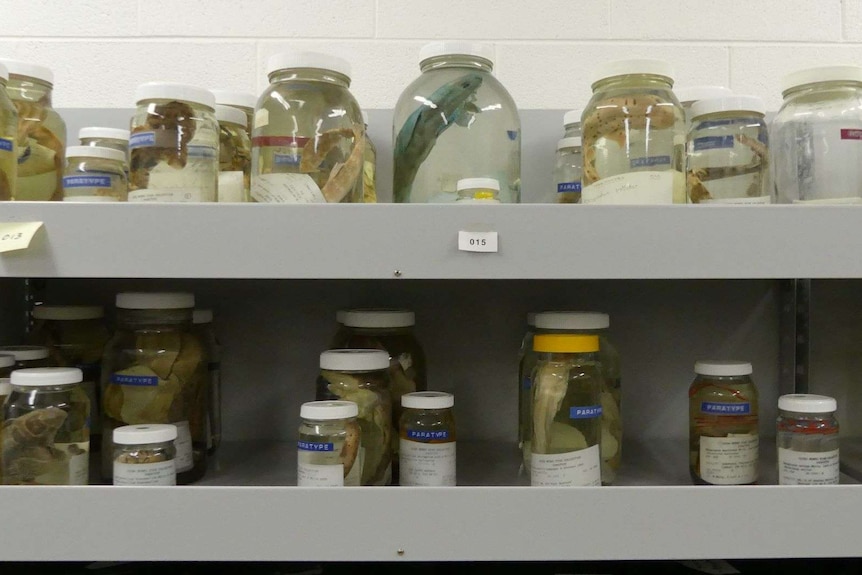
[1,0,859,111]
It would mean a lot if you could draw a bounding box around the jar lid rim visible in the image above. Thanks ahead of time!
[0,59,52,84]
[113,423,178,444]
[66,145,127,163]
[0,345,49,361]
[781,65,862,94]
[10,367,83,386]
[134,82,215,109]
[778,394,837,413]
[320,349,390,371]
[78,127,130,141]
[300,400,359,420]
[210,89,257,111]
[694,360,753,376]
[402,391,454,409]
[32,305,104,321]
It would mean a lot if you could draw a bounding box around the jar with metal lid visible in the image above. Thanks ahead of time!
[298,400,361,487]
[0,62,17,201]
[79,127,130,155]
[674,86,733,124]
[563,109,582,138]
[3,367,90,485]
[191,309,221,454]
[517,312,536,459]
[252,52,364,204]
[129,82,219,203]
[101,292,208,484]
[211,89,256,134]
[0,353,14,378]
[777,394,839,485]
[686,96,770,204]
[0,59,64,201]
[689,360,759,485]
[113,423,178,486]
[216,104,251,202]
[63,146,128,201]
[582,59,686,204]
[399,391,456,486]
[361,111,377,203]
[456,177,500,202]
[554,137,583,203]
[393,41,521,204]
[316,349,393,486]
[773,66,862,203]
[0,345,51,368]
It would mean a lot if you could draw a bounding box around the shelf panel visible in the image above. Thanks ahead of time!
[3,203,862,279]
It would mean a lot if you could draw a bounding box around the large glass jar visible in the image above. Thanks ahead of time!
[252,52,364,204]
[0,59,65,201]
[0,63,17,201]
[674,86,733,124]
[211,89,256,134]
[582,59,685,204]
[362,111,377,203]
[393,42,521,204]
[101,292,208,484]
[777,394,839,485]
[191,309,222,454]
[297,400,361,487]
[129,83,219,203]
[215,104,251,202]
[554,137,582,203]
[773,66,862,203]
[63,146,128,201]
[0,345,50,368]
[79,127,130,155]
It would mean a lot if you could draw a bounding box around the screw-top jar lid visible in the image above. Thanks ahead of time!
[674,86,733,104]
[192,309,213,325]
[533,334,599,353]
[456,178,500,192]
[534,312,609,330]
[0,354,14,368]
[592,59,675,87]
[300,400,359,420]
[116,292,195,310]
[32,305,104,321]
[0,346,49,361]
[63,196,119,203]
[79,127,130,142]
[781,65,862,95]
[66,145,127,163]
[0,59,53,84]
[557,137,582,150]
[215,104,247,127]
[11,367,83,386]
[210,89,257,111]
[778,394,837,413]
[113,423,178,445]
[134,82,215,110]
[694,360,753,377]
[690,95,766,119]
[402,391,454,409]
[266,51,351,80]
[419,41,495,66]
[0,380,10,395]
[563,109,582,127]
[341,309,415,328]
[320,349,390,372]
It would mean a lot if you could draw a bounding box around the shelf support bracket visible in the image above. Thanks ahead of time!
[778,278,809,395]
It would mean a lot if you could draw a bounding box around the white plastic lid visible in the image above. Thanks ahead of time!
[419,41,495,66]
[690,95,766,119]
[563,109,582,127]
[193,309,213,324]
[534,312,610,330]
[135,82,215,110]
[0,346,49,361]
[526,312,537,327]
[694,360,753,377]
[592,59,675,86]
[0,59,53,84]
[66,145,126,163]
[0,354,14,368]
[210,89,257,111]
[116,292,195,310]
[319,349,390,372]
[341,309,415,328]
[266,52,351,79]
[0,380,10,396]
[778,394,837,413]
[456,177,500,192]
[557,137,582,150]
[215,104,247,127]
[300,400,359,420]
[79,127,130,142]
[63,196,119,202]
[674,85,733,104]
[402,391,454,410]
[10,367,82,386]
[781,65,862,94]
[33,305,104,321]
[113,423,178,445]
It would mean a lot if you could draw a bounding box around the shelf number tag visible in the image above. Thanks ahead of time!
[0,222,43,253]
[458,230,498,253]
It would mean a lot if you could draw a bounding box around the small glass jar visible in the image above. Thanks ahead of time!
[517,312,536,458]
[456,177,500,202]
[777,394,839,485]
[129,82,219,202]
[399,391,456,486]
[215,104,251,203]
[686,96,770,204]
[530,334,603,487]
[112,423,178,486]
[252,52,364,204]
[316,349,393,486]
[563,109,582,138]
[362,111,377,203]
[3,367,90,485]
[298,400,361,487]
[79,127,130,155]
[674,86,733,124]
[63,146,128,201]
[689,360,759,485]
[554,137,583,203]
[0,353,14,378]
[0,345,51,368]
[0,59,65,202]
[191,309,221,454]
[0,63,17,202]
[582,59,686,204]
[101,292,208,484]
[211,89,256,134]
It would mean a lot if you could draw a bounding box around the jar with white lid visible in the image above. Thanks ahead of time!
[79,127,130,155]
[215,104,250,202]
[399,391,456,486]
[252,52,364,204]
[563,109,582,138]
[211,89,256,133]
[582,59,686,204]
[0,59,64,201]
[777,394,839,485]
[129,82,219,202]
[686,96,770,204]
[113,423,178,486]
[63,146,128,201]
[298,400,361,487]
[191,308,221,454]
[3,367,90,485]
[0,345,50,368]
[0,353,14,378]
[361,111,377,203]
[554,137,583,203]
[675,86,733,123]
[393,41,521,204]
[0,62,16,201]
[773,66,862,203]
[456,177,500,202]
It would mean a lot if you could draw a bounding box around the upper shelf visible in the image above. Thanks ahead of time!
[1,203,862,280]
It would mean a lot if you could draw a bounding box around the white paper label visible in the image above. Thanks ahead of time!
[174,420,194,473]
[458,230,499,253]
[218,171,246,202]
[128,189,206,202]
[778,447,839,485]
[700,434,758,485]
[0,221,43,253]
[581,171,674,205]
[114,460,177,486]
[701,195,772,205]
[399,439,456,486]
[530,444,601,486]
[55,441,89,485]
[251,173,326,203]
[298,462,344,487]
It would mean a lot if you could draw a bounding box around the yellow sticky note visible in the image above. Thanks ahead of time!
[0,221,43,253]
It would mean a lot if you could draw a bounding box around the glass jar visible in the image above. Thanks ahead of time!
[112,423,177,486]
[674,86,733,124]
[773,66,862,203]
[191,309,221,454]
[298,400,361,487]
[362,111,377,203]
[393,42,521,204]
[79,127,130,155]
[399,391,456,486]
[530,334,603,487]
[517,312,536,459]
[0,353,14,378]
[316,349,392,486]
[0,345,50,368]
[0,63,17,202]
[689,360,759,485]
[101,292,208,484]
[129,82,219,203]
[63,146,128,201]
[554,137,583,204]
[216,104,251,203]
[252,52,364,204]
[456,177,500,202]
[777,394,839,485]
[3,367,90,485]
[582,59,686,204]
[563,109,582,138]
[211,89,256,134]
[0,59,65,202]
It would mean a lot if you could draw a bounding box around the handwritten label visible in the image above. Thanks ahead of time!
[581,171,675,205]
[0,221,43,253]
[458,230,498,253]
[251,173,326,203]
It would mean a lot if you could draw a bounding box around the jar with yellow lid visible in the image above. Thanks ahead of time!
[455,177,500,202]
[0,62,17,201]
[63,146,128,201]
[215,104,251,202]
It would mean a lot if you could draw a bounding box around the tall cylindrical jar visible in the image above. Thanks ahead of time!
[215,104,251,202]
[0,62,17,201]
[252,52,364,204]
[63,146,128,201]
[582,59,686,204]
[399,392,456,486]
[298,400,361,487]
[393,42,521,204]
[129,83,219,202]
[554,137,582,203]
[191,309,222,454]
[211,89,256,134]
[777,394,839,485]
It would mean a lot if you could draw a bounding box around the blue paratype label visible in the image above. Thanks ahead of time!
[693,135,735,151]
[701,401,751,415]
[110,373,159,386]
[522,377,532,390]
[273,153,301,166]
[188,145,216,158]
[570,405,602,419]
[630,155,671,168]
[0,138,13,152]
[406,430,450,441]
[63,175,113,188]
[557,181,582,194]
[507,130,519,141]
[297,441,334,452]
[129,131,156,149]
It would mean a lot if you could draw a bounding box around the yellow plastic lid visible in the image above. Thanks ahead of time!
[533,334,599,353]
